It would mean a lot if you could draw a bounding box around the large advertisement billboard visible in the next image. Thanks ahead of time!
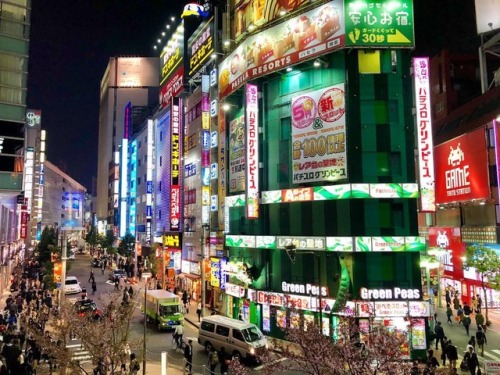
[290,83,347,184]
[159,23,185,108]
[232,0,310,42]
[188,17,214,76]
[428,227,464,282]
[219,1,345,99]
[434,128,490,204]
[245,84,259,219]
[170,98,182,231]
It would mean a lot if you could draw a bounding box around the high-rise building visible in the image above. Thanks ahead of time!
[0,0,32,262]
[96,57,159,236]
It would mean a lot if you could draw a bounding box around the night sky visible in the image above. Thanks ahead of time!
[26,0,478,192]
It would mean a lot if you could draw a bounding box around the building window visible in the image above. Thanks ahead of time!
[137,177,141,185]
[160,131,163,141]
[159,156,162,167]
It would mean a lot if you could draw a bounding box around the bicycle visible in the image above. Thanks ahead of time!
[172,335,186,351]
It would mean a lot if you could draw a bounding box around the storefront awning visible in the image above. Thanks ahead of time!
[178,273,201,280]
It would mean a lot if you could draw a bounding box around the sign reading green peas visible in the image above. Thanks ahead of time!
[345,0,414,47]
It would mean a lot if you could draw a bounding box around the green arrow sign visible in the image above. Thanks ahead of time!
[345,0,414,47]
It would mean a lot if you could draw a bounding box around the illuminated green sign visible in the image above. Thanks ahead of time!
[345,0,414,47]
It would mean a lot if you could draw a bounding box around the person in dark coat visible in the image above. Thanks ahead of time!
[445,340,458,370]
[434,321,445,350]
[184,339,193,374]
[464,345,479,375]
[219,347,229,375]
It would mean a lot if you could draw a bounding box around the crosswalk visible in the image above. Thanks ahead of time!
[66,343,92,365]
[481,349,500,362]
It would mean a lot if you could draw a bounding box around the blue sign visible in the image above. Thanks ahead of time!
[202,167,210,186]
[201,131,210,149]
[146,206,152,218]
[146,181,153,194]
[185,163,197,178]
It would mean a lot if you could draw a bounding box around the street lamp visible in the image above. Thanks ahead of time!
[142,273,150,375]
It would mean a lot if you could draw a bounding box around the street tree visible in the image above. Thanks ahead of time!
[85,225,100,253]
[117,232,135,258]
[29,293,141,374]
[36,226,58,263]
[260,312,411,375]
[465,243,500,324]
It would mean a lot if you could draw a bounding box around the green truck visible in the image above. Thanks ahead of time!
[144,290,184,330]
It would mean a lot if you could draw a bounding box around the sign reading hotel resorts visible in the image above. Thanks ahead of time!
[434,128,490,204]
[345,0,414,47]
[245,83,259,218]
[291,83,347,184]
[218,1,345,99]
[413,57,436,212]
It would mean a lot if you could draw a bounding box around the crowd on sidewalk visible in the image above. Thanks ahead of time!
[0,260,59,374]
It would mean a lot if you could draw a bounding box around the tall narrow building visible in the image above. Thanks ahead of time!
[0,0,32,262]
[96,57,159,236]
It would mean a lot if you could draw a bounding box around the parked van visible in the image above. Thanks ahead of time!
[198,315,267,360]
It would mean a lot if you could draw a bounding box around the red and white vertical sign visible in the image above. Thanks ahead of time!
[413,57,436,212]
[245,83,259,219]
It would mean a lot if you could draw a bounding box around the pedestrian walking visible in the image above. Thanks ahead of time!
[219,347,229,375]
[129,353,140,374]
[88,270,95,283]
[475,327,487,356]
[445,339,458,369]
[128,286,134,299]
[463,345,479,375]
[468,336,476,352]
[208,347,219,374]
[196,302,202,322]
[101,263,105,275]
[457,306,464,324]
[477,294,482,312]
[434,321,445,350]
[463,302,472,316]
[446,303,453,325]
[475,311,485,331]
[445,289,452,306]
[462,315,471,335]
[91,280,97,295]
[184,340,193,374]
[453,295,460,310]
[441,338,449,366]
[471,296,478,312]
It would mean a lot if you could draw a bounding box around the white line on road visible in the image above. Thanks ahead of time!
[253,356,287,371]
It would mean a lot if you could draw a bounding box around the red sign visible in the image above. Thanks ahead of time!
[20,225,27,239]
[159,67,184,109]
[434,128,490,204]
[282,187,314,202]
[21,212,30,225]
[428,227,464,281]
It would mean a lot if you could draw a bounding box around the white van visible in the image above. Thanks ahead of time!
[198,315,268,360]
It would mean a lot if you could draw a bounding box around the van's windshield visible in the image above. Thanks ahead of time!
[242,326,262,343]
[160,305,179,316]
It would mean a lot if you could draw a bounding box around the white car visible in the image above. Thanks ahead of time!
[64,276,82,295]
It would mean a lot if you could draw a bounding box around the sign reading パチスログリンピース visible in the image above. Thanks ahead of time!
[291,83,347,184]
[344,0,414,47]
[218,0,345,99]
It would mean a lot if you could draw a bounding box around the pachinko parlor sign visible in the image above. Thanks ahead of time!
[291,83,347,184]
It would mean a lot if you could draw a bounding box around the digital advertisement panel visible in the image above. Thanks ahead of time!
[413,57,436,212]
[170,98,182,231]
[428,227,464,281]
[434,128,489,204]
[160,22,184,87]
[344,0,414,47]
[229,114,246,193]
[219,0,345,99]
[188,18,214,76]
[291,83,347,183]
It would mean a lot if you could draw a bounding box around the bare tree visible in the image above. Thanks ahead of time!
[27,293,141,374]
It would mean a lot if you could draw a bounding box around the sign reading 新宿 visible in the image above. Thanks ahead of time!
[345,0,414,47]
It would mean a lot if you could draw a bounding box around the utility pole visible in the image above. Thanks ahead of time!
[59,229,67,309]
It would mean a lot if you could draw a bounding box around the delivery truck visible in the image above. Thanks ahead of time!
[144,290,183,330]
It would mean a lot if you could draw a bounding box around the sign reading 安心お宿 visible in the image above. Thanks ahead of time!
[345,0,414,47]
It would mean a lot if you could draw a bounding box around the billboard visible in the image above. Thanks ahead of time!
[474,0,500,34]
[245,84,259,219]
[232,0,310,42]
[344,0,414,47]
[413,57,436,212]
[218,1,345,99]
[434,128,490,204]
[428,227,464,282]
[229,114,246,193]
[291,83,347,183]
[188,17,214,76]
[159,67,184,109]
[160,22,184,86]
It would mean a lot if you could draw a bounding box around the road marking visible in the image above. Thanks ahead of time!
[254,356,287,371]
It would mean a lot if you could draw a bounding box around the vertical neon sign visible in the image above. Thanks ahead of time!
[245,83,259,219]
[170,98,181,231]
[413,57,436,212]
[119,138,128,237]
[146,119,153,242]
[129,140,137,236]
